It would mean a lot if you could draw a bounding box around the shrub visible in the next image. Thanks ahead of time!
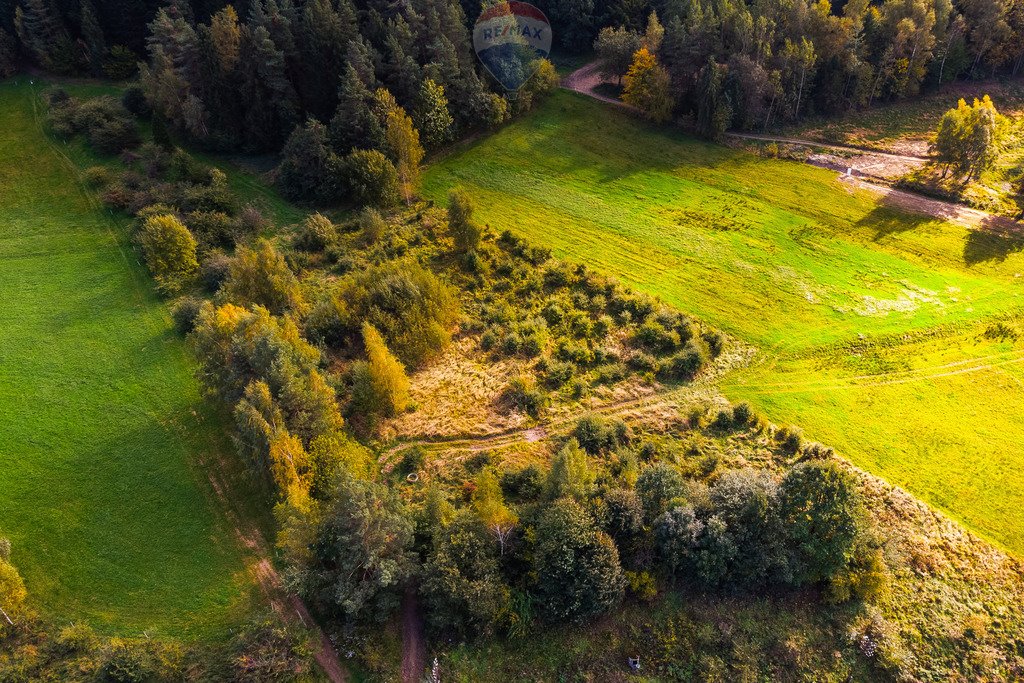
[345,149,400,208]
[277,119,345,203]
[237,203,271,237]
[121,85,151,117]
[603,488,645,555]
[533,498,625,623]
[448,187,482,253]
[223,239,306,315]
[421,512,511,638]
[802,442,835,460]
[351,323,410,418]
[637,463,685,521]
[171,296,204,334]
[702,330,725,356]
[502,375,545,417]
[136,213,198,294]
[628,351,659,373]
[779,461,864,586]
[658,343,706,381]
[711,409,733,431]
[185,210,235,249]
[83,165,112,187]
[545,439,596,501]
[360,207,387,244]
[104,45,139,80]
[296,212,336,252]
[543,359,575,388]
[555,338,594,365]
[71,96,140,154]
[501,465,544,502]
[775,425,804,455]
[625,570,658,601]
[312,259,459,367]
[732,402,753,426]
[633,319,681,353]
[572,414,629,454]
[200,251,232,292]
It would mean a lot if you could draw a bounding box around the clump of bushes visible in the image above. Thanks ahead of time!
[46,91,140,154]
[501,375,546,417]
[573,414,630,454]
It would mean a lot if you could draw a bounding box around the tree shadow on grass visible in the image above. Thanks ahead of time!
[963,218,1024,265]
[856,201,937,241]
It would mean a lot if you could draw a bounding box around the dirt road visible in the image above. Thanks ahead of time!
[725,131,930,162]
[401,589,426,683]
[561,61,630,106]
[560,61,1020,233]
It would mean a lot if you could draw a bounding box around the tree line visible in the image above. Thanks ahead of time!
[596,0,1023,137]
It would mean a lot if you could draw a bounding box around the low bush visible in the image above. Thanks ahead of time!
[658,343,706,381]
[171,296,204,334]
[502,376,546,417]
[573,414,630,454]
[775,425,805,455]
[136,213,198,294]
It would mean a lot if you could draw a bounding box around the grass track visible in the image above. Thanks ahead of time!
[423,90,1024,553]
[0,78,259,639]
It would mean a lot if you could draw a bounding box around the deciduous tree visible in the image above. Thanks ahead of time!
[622,47,673,122]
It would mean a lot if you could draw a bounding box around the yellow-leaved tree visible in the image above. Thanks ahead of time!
[355,322,410,418]
[473,467,518,555]
[385,106,424,205]
[622,47,673,123]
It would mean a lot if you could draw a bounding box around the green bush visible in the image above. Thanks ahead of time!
[658,343,706,381]
[170,296,204,334]
[345,149,400,208]
[296,213,336,252]
[573,414,630,454]
[500,465,544,502]
[83,165,112,187]
[136,213,198,294]
[775,425,804,455]
[502,375,546,417]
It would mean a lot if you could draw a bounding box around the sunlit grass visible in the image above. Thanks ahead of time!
[423,90,1024,553]
[0,77,260,639]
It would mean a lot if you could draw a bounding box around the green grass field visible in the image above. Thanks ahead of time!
[423,90,1024,553]
[0,78,260,639]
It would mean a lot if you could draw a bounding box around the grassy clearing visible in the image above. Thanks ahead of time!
[422,89,1024,553]
[788,78,1024,150]
[0,77,260,639]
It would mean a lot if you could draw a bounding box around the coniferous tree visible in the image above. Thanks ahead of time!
[414,78,454,148]
[78,0,105,75]
[239,24,299,150]
[15,0,76,73]
[330,63,382,155]
[447,186,481,253]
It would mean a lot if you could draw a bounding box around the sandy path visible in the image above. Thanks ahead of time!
[561,61,631,107]
[726,131,930,162]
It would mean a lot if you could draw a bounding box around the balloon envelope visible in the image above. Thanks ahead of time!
[473,2,552,92]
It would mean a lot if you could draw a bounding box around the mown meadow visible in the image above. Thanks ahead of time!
[0,78,260,639]
[423,89,1024,553]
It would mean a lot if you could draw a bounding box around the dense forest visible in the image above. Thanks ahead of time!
[2,0,1023,152]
